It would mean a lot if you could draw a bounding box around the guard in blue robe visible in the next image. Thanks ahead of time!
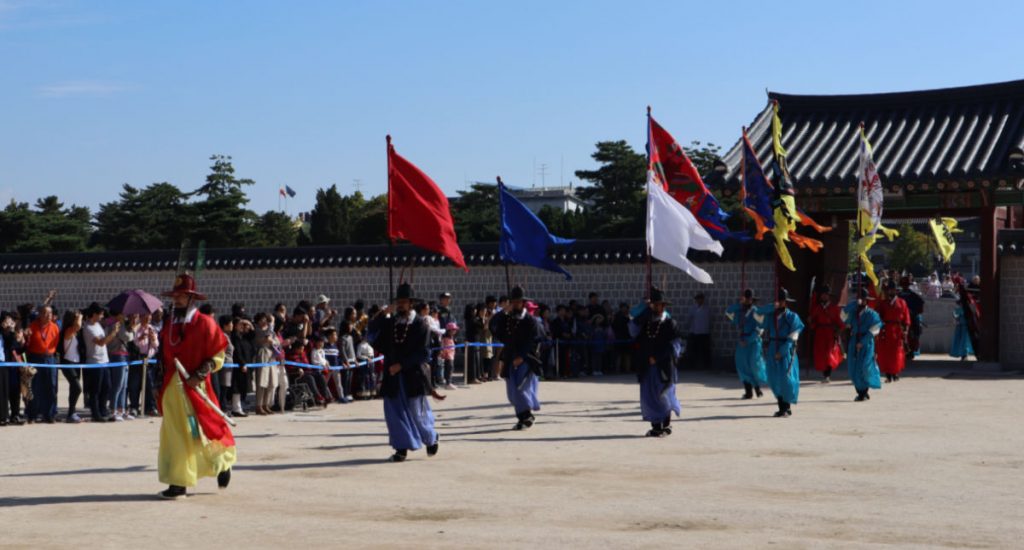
[759,288,804,417]
[950,303,975,360]
[634,287,682,437]
[724,288,767,399]
[376,283,439,462]
[490,286,543,430]
[842,288,882,401]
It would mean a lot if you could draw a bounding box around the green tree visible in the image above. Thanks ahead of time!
[886,224,935,275]
[683,141,723,178]
[351,194,388,244]
[252,211,299,247]
[537,205,589,238]
[186,155,258,248]
[452,183,500,242]
[93,183,192,250]
[309,185,348,244]
[0,197,92,252]
[574,140,647,237]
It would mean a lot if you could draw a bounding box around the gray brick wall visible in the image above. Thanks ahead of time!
[0,261,775,358]
[1000,256,1024,368]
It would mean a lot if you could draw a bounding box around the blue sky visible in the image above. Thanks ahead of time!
[2,0,1023,216]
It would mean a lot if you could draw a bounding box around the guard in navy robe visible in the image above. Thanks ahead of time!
[634,287,682,437]
[490,286,542,430]
[376,283,439,462]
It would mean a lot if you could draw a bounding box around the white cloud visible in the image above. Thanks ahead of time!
[37,80,131,98]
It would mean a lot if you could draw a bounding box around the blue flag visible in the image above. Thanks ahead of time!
[498,181,574,280]
[740,131,776,240]
[285,185,297,198]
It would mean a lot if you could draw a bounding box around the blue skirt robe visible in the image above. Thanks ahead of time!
[639,362,681,422]
[505,362,541,415]
[950,307,975,359]
[725,304,767,386]
[760,307,804,404]
[383,377,437,451]
[844,304,883,392]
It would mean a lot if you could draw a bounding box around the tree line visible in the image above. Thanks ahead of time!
[1,141,738,253]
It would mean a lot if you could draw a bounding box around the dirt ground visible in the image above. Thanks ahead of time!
[2,364,1023,549]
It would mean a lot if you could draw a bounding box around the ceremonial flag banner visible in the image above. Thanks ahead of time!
[929,217,962,264]
[856,127,899,286]
[646,174,723,284]
[386,136,467,270]
[740,130,775,240]
[769,101,826,271]
[498,179,574,280]
[648,113,744,241]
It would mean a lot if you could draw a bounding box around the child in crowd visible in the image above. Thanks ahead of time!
[439,322,458,390]
[355,336,376,398]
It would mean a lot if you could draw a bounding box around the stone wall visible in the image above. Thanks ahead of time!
[0,261,775,358]
[999,255,1024,368]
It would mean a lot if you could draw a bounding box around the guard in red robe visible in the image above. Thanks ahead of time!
[875,280,910,382]
[157,274,234,500]
[808,285,843,382]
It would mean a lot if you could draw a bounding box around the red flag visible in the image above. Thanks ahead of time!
[387,136,467,270]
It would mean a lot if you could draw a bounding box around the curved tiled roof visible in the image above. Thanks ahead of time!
[715,79,1024,196]
[0,239,775,274]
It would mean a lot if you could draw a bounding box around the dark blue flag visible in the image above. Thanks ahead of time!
[285,185,297,198]
[740,131,776,239]
[499,181,574,280]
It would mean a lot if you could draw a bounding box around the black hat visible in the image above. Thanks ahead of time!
[817,284,832,295]
[883,279,897,291]
[742,288,757,301]
[776,288,796,303]
[396,283,418,301]
[649,287,671,305]
[508,286,531,302]
[857,288,874,301]
[439,292,451,299]
[693,292,705,300]
[83,302,107,317]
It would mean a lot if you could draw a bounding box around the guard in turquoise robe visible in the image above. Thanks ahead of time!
[842,289,882,401]
[759,288,804,417]
[724,289,766,399]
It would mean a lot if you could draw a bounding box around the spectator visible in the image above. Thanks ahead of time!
[83,303,117,422]
[355,335,376,396]
[338,321,358,402]
[26,305,60,423]
[2,312,27,425]
[611,303,633,374]
[252,312,277,415]
[313,295,336,335]
[437,292,453,328]
[587,292,603,318]
[438,322,458,390]
[464,304,484,384]
[685,292,712,370]
[106,312,135,421]
[217,315,235,415]
[229,317,254,417]
[129,313,159,417]
[58,309,85,424]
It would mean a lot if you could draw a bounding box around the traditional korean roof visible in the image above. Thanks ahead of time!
[715,79,1024,197]
[0,239,775,274]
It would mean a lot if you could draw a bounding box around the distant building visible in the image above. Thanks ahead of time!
[456,183,589,214]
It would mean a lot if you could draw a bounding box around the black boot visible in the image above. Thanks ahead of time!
[885,373,893,383]
[646,421,665,437]
[823,368,832,383]
[742,383,754,400]
[427,435,439,457]
[773,398,786,417]
[388,449,408,462]
[783,402,792,416]
[754,385,763,398]
[217,468,231,489]
[661,417,672,436]
[855,390,866,402]
[159,485,187,500]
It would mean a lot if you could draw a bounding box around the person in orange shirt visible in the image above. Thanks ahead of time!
[27,305,60,423]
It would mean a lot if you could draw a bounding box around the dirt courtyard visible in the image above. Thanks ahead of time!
[2,366,1023,549]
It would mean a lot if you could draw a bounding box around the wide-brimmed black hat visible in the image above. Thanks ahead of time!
[883,279,898,291]
[857,288,875,301]
[693,292,705,300]
[395,283,419,301]
[508,285,531,302]
[817,284,832,295]
[776,288,796,303]
[742,288,758,301]
[649,287,671,305]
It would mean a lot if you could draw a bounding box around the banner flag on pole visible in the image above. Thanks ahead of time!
[856,126,899,286]
[648,112,748,241]
[498,178,575,280]
[646,174,723,284]
[769,101,825,271]
[740,129,776,240]
[929,217,962,264]
[387,136,468,271]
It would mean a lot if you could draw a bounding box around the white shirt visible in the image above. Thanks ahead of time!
[63,333,81,363]
[84,322,109,364]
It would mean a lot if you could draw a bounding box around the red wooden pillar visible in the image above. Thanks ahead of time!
[978,205,1006,362]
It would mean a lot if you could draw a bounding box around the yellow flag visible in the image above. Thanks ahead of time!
[929,217,961,263]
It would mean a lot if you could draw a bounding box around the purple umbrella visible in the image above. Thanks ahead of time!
[107,289,164,316]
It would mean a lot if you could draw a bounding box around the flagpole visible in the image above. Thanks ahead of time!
[740,127,748,297]
[645,106,654,299]
[856,123,865,303]
[386,135,395,303]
